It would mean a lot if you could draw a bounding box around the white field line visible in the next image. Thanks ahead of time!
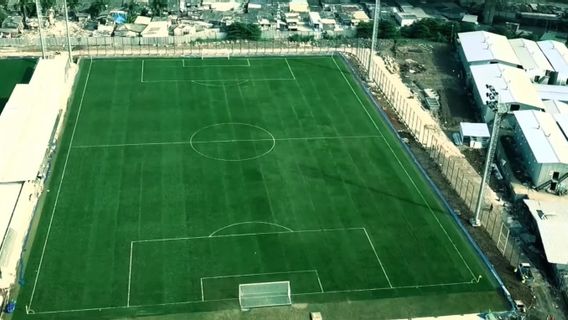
[127,242,134,307]
[27,280,476,315]
[182,59,251,68]
[133,227,365,244]
[315,270,324,293]
[285,58,296,80]
[28,58,94,310]
[200,278,205,302]
[140,59,144,83]
[331,56,477,281]
[362,228,393,288]
[201,269,318,280]
[209,221,293,237]
[71,135,383,149]
[141,77,295,83]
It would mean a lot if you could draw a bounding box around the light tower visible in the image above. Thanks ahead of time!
[34,0,47,58]
[471,84,509,227]
[367,0,380,77]
[63,0,73,63]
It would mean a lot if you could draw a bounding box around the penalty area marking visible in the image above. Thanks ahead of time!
[126,227,392,308]
[330,56,478,281]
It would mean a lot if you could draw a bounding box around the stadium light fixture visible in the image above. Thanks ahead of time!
[367,0,380,77]
[471,84,508,227]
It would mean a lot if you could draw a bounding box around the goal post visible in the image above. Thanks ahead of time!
[238,281,291,310]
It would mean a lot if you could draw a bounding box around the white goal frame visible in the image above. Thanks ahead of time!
[238,281,291,310]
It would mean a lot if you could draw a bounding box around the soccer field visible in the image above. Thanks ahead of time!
[16,56,508,319]
[0,58,36,112]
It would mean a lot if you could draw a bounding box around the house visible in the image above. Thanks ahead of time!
[470,63,545,122]
[538,40,568,86]
[289,0,309,13]
[394,12,417,26]
[284,12,300,31]
[509,38,554,84]
[141,21,169,37]
[114,23,147,37]
[460,122,490,148]
[512,110,568,190]
[134,15,152,25]
[457,31,522,81]
[309,11,321,30]
[202,0,241,12]
[1,16,24,33]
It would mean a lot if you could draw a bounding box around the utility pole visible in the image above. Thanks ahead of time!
[367,0,380,77]
[34,0,47,58]
[63,0,73,63]
[471,85,508,227]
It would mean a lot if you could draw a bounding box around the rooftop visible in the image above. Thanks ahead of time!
[514,110,568,164]
[537,40,568,74]
[470,63,545,111]
[509,38,553,73]
[524,199,568,264]
[460,122,490,137]
[535,84,568,102]
[458,31,521,66]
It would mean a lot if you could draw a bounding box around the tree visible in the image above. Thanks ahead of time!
[67,0,80,11]
[378,20,399,39]
[150,0,168,16]
[355,21,372,38]
[18,0,36,20]
[225,22,261,41]
[88,0,108,18]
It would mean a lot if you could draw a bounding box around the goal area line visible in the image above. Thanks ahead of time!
[26,280,479,316]
[140,57,296,83]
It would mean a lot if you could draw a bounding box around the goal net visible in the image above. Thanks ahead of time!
[238,281,291,310]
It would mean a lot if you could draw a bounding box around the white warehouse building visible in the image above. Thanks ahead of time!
[513,110,568,190]
[470,63,545,122]
[457,31,522,82]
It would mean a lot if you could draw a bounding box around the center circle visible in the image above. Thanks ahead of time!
[189,123,276,161]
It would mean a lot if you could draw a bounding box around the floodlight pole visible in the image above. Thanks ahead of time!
[63,0,73,63]
[367,0,380,77]
[34,0,47,58]
[471,85,508,227]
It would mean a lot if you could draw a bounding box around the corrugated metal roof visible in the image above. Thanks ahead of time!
[535,84,568,102]
[524,199,568,264]
[543,100,568,114]
[514,110,568,164]
[0,57,67,183]
[537,40,568,73]
[460,122,490,137]
[509,38,553,73]
[470,63,545,110]
[458,31,520,66]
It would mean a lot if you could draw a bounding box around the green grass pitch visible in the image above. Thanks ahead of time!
[15,56,508,319]
[0,58,36,112]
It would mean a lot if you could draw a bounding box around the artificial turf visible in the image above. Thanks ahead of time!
[0,58,36,112]
[15,56,508,319]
